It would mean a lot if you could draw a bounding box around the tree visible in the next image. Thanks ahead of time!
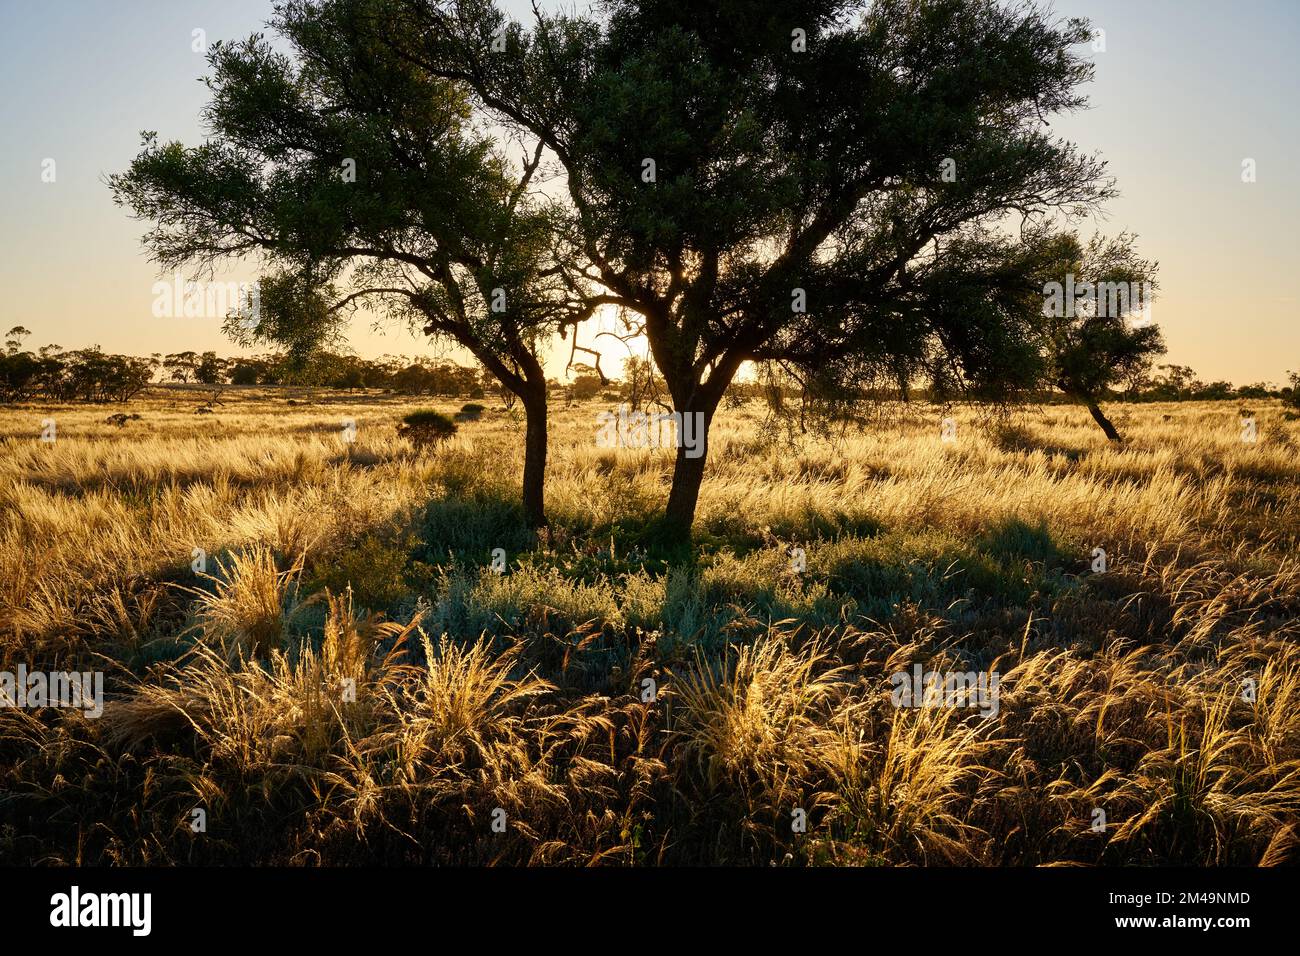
[1147,364,1202,402]
[195,351,230,385]
[163,350,200,383]
[4,326,31,355]
[1031,230,1162,440]
[0,327,39,402]
[101,354,156,403]
[567,365,604,401]
[230,359,264,385]
[1235,382,1273,400]
[399,0,1118,534]
[110,0,599,527]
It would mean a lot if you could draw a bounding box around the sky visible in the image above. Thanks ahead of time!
[0,0,1296,385]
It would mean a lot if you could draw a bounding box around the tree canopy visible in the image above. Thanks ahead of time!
[112,0,1163,537]
[110,0,606,526]
[390,0,1121,531]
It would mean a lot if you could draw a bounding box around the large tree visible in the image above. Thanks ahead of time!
[111,0,601,527]
[390,0,1119,534]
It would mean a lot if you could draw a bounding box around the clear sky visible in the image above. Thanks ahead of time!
[1,0,1296,385]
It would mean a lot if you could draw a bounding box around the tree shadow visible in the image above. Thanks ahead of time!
[416,487,534,563]
[973,516,1070,566]
[990,423,1088,461]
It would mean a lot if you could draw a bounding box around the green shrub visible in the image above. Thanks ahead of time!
[311,532,414,611]
[398,409,458,448]
[401,409,457,431]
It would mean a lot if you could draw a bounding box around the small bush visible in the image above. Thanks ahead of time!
[401,409,457,430]
[186,546,306,659]
[398,409,458,448]
[311,532,414,611]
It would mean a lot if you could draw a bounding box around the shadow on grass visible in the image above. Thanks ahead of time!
[416,487,535,563]
[990,423,1087,461]
[974,517,1069,565]
[821,518,1074,616]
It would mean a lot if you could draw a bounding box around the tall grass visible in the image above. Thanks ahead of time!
[0,389,1296,864]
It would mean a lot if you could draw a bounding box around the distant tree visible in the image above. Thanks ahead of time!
[0,354,39,403]
[101,354,156,403]
[1146,364,1202,401]
[0,327,39,402]
[1195,381,1235,401]
[392,362,436,395]
[567,365,604,401]
[620,355,670,412]
[229,360,263,386]
[5,326,31,355]
[46,347,155,403]
[1284,370,1300,411]
[195,351,230,385]
[1119,363,1154,402]
[34,346,68,399]
[329,356,367,390]
[163,351,200,383]
[1235,382,1274,400]
[1033,231,1163,441]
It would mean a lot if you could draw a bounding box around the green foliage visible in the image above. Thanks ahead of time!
[401,408,458,431]
[400,0,1123,528]
[1036,231,1165,403]
[310,532,415,610]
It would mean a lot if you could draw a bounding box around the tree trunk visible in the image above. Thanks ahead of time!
[1086,400,1122,442]
[655,346,745,539]
[449,331,550,529]
[521,383,548,528]
[662,399,718,536]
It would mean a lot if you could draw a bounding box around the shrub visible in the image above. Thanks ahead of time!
[186,546,306,659]
[402,409,456,429]
[398,409,458,448]
[311,532,414,611]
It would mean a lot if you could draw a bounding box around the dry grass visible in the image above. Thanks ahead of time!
[0,386,1297,865]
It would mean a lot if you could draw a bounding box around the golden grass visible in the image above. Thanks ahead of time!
[0,387,1297,864]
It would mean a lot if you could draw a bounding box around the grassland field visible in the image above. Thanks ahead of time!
[1,387,1297,865]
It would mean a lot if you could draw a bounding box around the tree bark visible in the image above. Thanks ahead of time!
[663,437,708,534]
[662,394,722,536]
[521,381,548,528]
[1086,400,1122,442]
[656,346,745,539]
[444,326,550,529]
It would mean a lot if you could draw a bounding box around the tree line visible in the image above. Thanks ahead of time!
[7,322,1293,411]
[1,326,502,401]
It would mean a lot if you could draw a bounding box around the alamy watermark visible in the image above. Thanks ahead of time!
[151,272,260,327]
[890,664,1000,719]
[1043,274,1154,327]
[595,404,706,458]
[50,886,150,936]
[1,665,104,718]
